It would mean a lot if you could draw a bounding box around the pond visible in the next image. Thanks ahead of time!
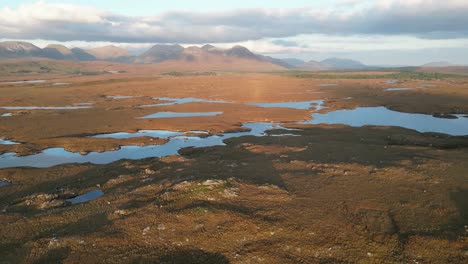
[302,106,468,136]
[248,100,326,110]
[0,180,10,187]
[0,106,91,110]
[0,123,285,168]
[0,80,46,85]
[138,112,223,119]
[66,190,104,204]
[140,97,230,107]
[385,88,415,92]
[0,139,20,145]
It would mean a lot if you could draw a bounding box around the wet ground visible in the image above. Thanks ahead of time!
[0,69,467,263]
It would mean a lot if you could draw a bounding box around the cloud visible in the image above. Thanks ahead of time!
[1,0,468,43]
[271,40,300,47]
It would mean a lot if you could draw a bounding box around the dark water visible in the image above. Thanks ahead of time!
[0,180,10,187]
[66,190,104,204]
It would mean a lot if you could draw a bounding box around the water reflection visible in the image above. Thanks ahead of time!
[66,190,104,204]
[303,106,468,135]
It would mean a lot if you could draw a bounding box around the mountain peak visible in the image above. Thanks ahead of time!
[45,44,72,55]
[0,41,43,57]
[87,45,132,60]
[320,57,366,69]
[201,44,216,50]
[225,45,257,59]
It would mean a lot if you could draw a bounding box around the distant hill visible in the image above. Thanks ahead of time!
[321,58,367,70]
[87,45,134,62]
[43,44,96,61]
[70,48,96,61]
[0,41,296,71]
[297,57,369,71]
[281,58,306,67]
[135,44,185,63]
[135,44,287,71]
[299,60,330,71]
[0,41,97,61]
[422,61,456,67]
[0,41,43,58]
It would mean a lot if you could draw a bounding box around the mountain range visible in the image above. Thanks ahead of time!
[0,40,377,71]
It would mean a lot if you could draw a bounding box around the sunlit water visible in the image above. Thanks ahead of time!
[138,111,223,119]
[0,123,286,168]
[302,106,468,135]
[1,103,467,168]
[0,139,20,145]
[385,88,415,91]
[248,100,327,110]
[107,95,135,99]
[0,106,91,110]
[0,80,46,85]
[140,97,230,107]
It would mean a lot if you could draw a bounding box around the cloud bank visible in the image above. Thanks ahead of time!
[1,0,468,43]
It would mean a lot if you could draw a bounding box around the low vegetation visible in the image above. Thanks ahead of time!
[162,71,218,77]
[281,70,465,80]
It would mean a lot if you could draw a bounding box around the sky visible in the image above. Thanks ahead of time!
[1,0,468,65]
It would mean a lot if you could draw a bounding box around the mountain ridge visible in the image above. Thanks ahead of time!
[0,41,371,71]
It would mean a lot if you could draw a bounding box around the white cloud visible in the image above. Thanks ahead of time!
[1,0,468,43]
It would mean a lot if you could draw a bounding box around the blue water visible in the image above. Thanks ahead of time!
[66,190,104,204]
[107,95,135,99]
[139,112,223,119]
[0,80,46,85]
[0,139,19,145]
[248,100,326,110]
[140,97,230,107]
[1,106,467,169]
[0,123,283,168]
[303,106,468,135]
[0,180,10,187]
[0,106,91,110]
[74,102,95,106]
[385,88,414,91]
[91,130,184,139]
